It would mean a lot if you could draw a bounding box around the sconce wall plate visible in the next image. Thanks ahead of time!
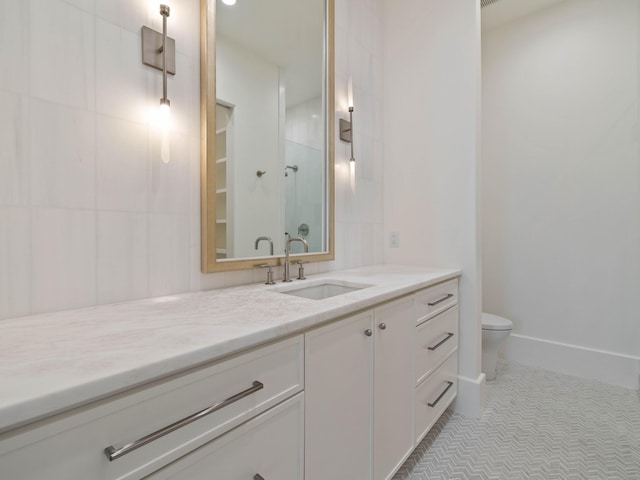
[339,118,352,143]
[141,26,176,75]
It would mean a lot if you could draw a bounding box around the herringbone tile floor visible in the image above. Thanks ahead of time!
[394,361,640,480]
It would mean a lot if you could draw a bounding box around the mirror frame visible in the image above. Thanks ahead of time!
[200,0,335,273]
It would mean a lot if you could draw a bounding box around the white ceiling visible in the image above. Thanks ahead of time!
[216,0,324,107]
[481,0,566,31]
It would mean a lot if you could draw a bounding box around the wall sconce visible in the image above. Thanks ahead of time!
[339,107,355,163]
[142,4,176,163]
[340,79,355,165]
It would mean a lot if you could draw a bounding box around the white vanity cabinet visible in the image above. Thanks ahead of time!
[0,271,461,480]
[373,298,416,479]
[0,335,304,480]
[413,279,459,444]
[305,296,415,480]
[305,279,459,480]
[304,310,374,480]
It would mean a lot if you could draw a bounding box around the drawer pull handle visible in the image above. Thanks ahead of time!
[427,293,454,306]
[254,475,265,480]
[427,381,454,408]
[104,380,264,461]
[427,332,454,351]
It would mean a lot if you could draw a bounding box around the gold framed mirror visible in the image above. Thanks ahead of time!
[201,0,335,273]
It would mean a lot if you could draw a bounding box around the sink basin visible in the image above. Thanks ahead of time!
[277,280,372,300]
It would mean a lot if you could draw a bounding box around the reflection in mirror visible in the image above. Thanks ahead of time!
[201,0,334,272]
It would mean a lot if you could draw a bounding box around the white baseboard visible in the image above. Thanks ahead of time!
[503,334,640,390]
[453,372,487,418]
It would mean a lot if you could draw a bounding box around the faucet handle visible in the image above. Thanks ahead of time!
[296,261,308,280]
[256,264,276,285]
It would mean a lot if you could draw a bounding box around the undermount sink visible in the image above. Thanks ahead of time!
[277,280,372,300]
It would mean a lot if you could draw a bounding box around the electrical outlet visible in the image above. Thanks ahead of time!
[390,231,400,248]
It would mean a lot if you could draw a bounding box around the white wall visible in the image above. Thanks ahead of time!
[216,35,281,258]
[482,0,640,387]
[382,0,484,415]
[0,0,386,321]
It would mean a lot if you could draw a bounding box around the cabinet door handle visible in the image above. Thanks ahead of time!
[427,332,454,351]
[104,381,264,461]
[254,475,265,480]
[427,381,454,408]
[427,293,454,306]
[378,323,387,330]
[364,329,373,337]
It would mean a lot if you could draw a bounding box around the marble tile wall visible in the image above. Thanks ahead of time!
[0,0,385,320]
[330,0,386,275]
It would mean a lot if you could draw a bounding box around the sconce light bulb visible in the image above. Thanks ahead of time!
[159,100,171,164]
[159,100,171,126]
[349,157,356,191]
[222,0,236,5]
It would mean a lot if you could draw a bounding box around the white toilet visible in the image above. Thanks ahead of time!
[481,313,513,380]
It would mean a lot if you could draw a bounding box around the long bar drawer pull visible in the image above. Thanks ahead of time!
[254,475,265,480]
[427,332,455,351]
[104,381,264,461]
[427,381,454,408]
[427,293,454,306]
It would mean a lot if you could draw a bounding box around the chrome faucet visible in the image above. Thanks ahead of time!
[283,237,308,282]
[254,236,274,256]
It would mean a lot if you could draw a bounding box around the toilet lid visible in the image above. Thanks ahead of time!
[482,313,513,331]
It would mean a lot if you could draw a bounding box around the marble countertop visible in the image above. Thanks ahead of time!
[0,265,460,434]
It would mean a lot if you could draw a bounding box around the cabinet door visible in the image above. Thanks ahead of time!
[373,297,415,480]
[146,393,304,480]
[305,311,374,480]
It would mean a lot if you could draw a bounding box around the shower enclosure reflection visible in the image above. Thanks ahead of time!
[284,97,325,254]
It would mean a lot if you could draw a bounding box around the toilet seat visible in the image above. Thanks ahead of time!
[482,313,513,331]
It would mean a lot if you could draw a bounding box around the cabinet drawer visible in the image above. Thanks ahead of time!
[413,279,458,324]
[414,353,457,445]
[0,335,304,480]
[146,393,304,480]
[415,306,458,384]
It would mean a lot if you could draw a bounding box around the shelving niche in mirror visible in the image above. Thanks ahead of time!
[201,0,335,272]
